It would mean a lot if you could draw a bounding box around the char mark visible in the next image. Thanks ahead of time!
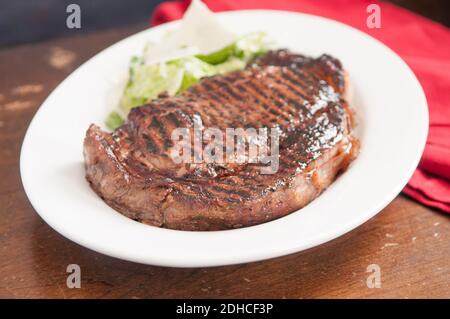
[149,117,173,149]
[143,134,160,154]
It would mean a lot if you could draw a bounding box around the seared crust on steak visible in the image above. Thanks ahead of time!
[84,50,359,231]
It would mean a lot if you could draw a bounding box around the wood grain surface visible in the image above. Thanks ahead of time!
[0,22,449,299]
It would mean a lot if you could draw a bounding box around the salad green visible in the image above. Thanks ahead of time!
[106,32,268,130]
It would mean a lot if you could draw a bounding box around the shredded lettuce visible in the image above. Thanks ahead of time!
[106,32,268,129]
[105,111,124,130]
[120,61,184,112]
[169,56,216,93]
[214,57,247,74]
[234,32,267,61]
[196,43,236,65]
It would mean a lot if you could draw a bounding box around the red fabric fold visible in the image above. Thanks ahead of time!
[151,0,450,213]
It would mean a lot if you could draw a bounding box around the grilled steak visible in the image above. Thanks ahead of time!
[84,50,359,231]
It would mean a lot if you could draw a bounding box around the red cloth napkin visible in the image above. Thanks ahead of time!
[151,0,450,213]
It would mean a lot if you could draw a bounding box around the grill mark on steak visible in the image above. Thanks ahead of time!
[189,83,233,125]
[210,77,244,102]
[167,112,181,127]
[264,80,310,119]
[149,116,173,149]
[247,79,295,123]
[279,68,316,100]
[288,67,324,96]
[199,89,232,122]
[234,83,277,123]
[208,77,255,127]
[273,84,310,118]
[198,81,228,105]
[143,134,160,154]
[84,50,359,230]
[210,185,253,200]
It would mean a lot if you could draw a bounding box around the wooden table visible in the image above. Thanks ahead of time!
[0,23,449,299]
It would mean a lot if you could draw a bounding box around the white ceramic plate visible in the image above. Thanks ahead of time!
[20,10,428,267]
